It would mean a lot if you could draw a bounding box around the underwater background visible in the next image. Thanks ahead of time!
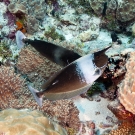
[0,0,135,135]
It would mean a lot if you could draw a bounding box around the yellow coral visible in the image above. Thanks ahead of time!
[0,108,67,135]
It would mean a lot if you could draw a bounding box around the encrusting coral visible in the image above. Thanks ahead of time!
[118,51,135,114]
[0,108,67,135]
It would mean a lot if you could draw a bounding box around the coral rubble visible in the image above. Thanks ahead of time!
[0,108,67,135]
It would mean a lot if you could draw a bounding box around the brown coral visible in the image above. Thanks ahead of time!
[107,122,135,135]
[118,51,135,114]
[0,66,25,108]
[17,47,44,73]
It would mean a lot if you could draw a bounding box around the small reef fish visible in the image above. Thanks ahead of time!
[28,46,111,106]
[15,30,81,67]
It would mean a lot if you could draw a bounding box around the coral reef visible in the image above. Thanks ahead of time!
[79,23,100,42]
[44,27,65,41]
[116,0,135,22]
[106,122,135,135]
[7,0,47,34]
[0,66,25,108]
[107,100,135,122]
[26,16,39,34]
[17,46,61,80]
[0,108,67,135]
[0,65,80,132]
[8,0,46,20]
[89,0,106,15]
[0,40,12,63]
[8,3,28,14]
[0,2,8,36]
[87,82,102,96]
[118,51,135,114]
[16,37,84,81]
[17,47,44,73]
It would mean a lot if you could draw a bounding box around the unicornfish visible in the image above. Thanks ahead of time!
[15,30,81,67]
[28,46,111,106]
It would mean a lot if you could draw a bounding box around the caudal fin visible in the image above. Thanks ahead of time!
[15,30,26,49]
[27,85,43,107]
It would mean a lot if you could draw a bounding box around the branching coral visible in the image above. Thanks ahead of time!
[0,108,67,135]
[17,47,44,73]
[0,65,80,132]
[0,66,25,108]
[16,46,61,80]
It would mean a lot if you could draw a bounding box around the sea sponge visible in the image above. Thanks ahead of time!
[0,108,67,135]
[118,51,135,114]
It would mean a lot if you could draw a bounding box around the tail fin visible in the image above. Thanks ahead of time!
[27,85,43,107]
[15,30,26,49]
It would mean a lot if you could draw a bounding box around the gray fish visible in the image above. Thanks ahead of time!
[28,46,111,106]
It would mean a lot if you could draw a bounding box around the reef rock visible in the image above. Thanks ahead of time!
[0,2,8,29]
[89,0,106,15]
[8,0,47,34]
[0,108,67,135]
[79,17,100,42]
[116,0,135,22]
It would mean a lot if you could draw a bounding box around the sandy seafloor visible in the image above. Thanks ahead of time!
[1,1,135,135]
